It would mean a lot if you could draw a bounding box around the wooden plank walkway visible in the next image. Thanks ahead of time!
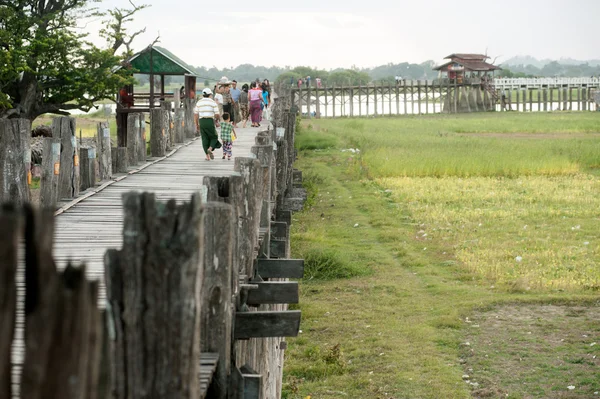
[54,124,261,305]
[11,124,264,398]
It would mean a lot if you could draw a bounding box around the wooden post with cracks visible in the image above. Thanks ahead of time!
[104,192,203,399]
[0,119,31,205]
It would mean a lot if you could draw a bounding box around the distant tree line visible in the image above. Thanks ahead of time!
[135,60,600,91]
[498,61,600,78]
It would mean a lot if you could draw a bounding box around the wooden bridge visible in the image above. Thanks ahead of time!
[292,78,600,117]
[1,92,305,399]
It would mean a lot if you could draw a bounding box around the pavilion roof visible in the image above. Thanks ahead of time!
[433,59,502,72]
[118,45,198,76]
[444,53,489,60]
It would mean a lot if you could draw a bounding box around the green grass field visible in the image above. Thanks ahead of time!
[284,112,600,398]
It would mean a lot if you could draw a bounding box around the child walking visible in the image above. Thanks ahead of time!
[220,112,236,160]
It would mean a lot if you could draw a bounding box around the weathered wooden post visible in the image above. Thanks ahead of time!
[126,113,141,166]
[0,119,31,204]
[96,122,112,181]
[0,206,19,398]
[111,147,117,172]
[150,108,168,157]
[52,117,79,200]
[200,202,234,399]
[233,158,264,278]
[543,88,548,111]
[160,101,174,150]
[18,207,103,399]
[174,108,185,144]
[582,87,588,111]
[105,192,204,399]
[116,147,128,173]
[40,139,61,206]
[184,98,196,138]
[79,147,97,191]
[138,118,147,163]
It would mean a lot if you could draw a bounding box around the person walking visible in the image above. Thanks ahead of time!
[230,80,241,127]
[222,84,233,126]
[194,88,222,160]
[239,83,250,128]
[249,82,263,127]
[219,112,236,160]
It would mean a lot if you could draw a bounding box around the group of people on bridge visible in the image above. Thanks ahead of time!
[193,77,271,161]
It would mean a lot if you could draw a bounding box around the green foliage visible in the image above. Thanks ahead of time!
[295,128,339,151]
[302,248,364,280]
[327,69,371,86]
[0,0,144,120]
[499,60,600,78]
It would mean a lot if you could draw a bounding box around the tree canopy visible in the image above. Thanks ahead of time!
[0,0,147,121]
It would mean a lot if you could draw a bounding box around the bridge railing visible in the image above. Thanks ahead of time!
[1,93,307,398]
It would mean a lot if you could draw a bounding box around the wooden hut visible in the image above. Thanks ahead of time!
[433,53,501,84]
[114,45,198,146]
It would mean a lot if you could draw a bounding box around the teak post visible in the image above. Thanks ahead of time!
[0,119,31,204]
[105,192,204,399]
[96,122,112,181]
[53,117,79,200]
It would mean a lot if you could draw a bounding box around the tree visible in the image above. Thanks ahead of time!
[0,0,148,121]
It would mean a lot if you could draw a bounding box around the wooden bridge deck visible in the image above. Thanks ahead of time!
[53,125,261,305]
[11,125,263,397]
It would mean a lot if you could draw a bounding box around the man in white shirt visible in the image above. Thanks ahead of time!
[194,88,222,160]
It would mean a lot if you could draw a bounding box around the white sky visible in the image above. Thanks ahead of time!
[82,0,600,69]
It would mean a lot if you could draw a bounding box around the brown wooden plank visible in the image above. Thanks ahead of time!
[246,282,299,305]
[256,259,304,279]
[234,311,301,339]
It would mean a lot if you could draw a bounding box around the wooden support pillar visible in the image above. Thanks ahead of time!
[349,88,354,117]
[529,89,533,112]
[53,117,79,200]
[200,202,234,399]
[373,85,378,116]
[563,87,568,110]
[417,80,422,114]
[315,88,320,118]
[323,86,328,117]
[79,147,96,191]
[0,207,18,399]
[174,108,185,143]
[576,87,581,111]
[403,80,408,115]
[138,117,147,163]
[18,207,103,399]
[543,89,548,111]
[0,118,31,204]
[233,157,264,277]
[582,87,588,111]
[388,84,392,116]
[40,139,61,207]
[96,122,112,181]
[569,86,573,110]
[331,87,335,118]
[116,147,128,173]
[425,81,429,114]
[150,108,168,157]
[395,82,400,115]
[358,85,362,116]
[184,98,196,138]
[126,113,140,166]
[105,192,204,399]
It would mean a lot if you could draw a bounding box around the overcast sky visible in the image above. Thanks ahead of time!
[83,0,599,69]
